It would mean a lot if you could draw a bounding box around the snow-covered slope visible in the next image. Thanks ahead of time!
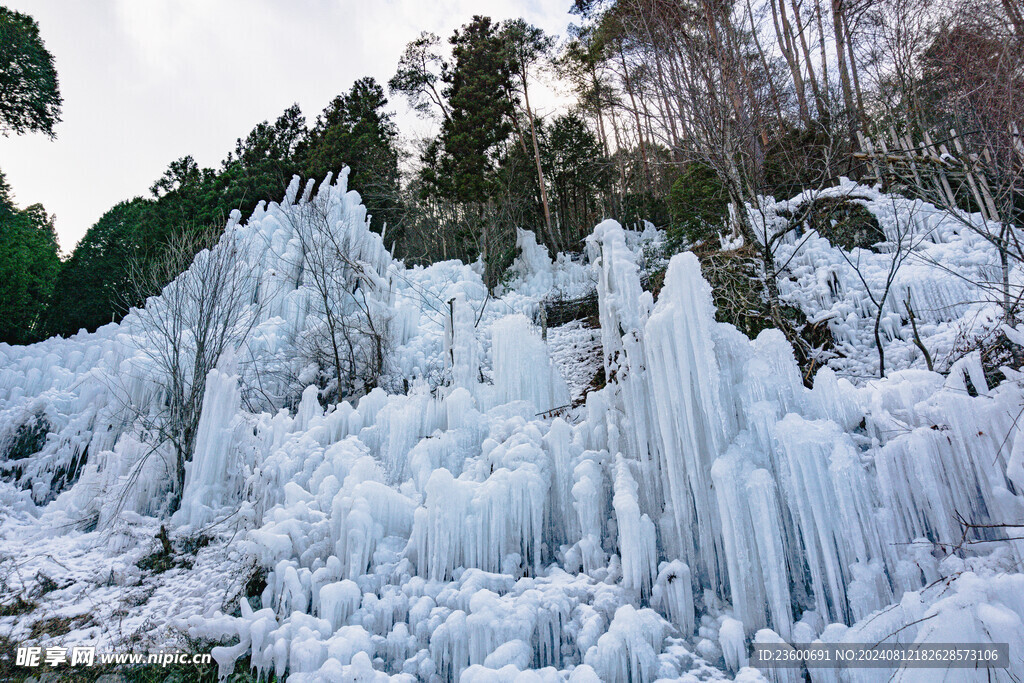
[2,174,1024,682]
[758,179,1011,378]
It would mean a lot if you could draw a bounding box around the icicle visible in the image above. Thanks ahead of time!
[583,605,667,683]
[174,350,243,527]
[644,252,731,593]
[652,561,694,637]
[718,617,748,672]
[491,314,570,414]
[572,455,607,574]
[612,455,657,598]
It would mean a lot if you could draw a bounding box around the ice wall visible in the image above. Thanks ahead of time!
[491,314,570,414]
[586,218,1024,663]
[0,169,396,515]
[757,179,1006,376]
[4,179,1024,682]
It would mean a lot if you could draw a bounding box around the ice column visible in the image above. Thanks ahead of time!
[643,252,732,593]
[444,294,480,391]
[589,220,664,517]
[612,455,658,598]
[175,352,243,527]
[491,314,569,414]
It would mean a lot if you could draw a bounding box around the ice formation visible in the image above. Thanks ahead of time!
[3,172,1024,682]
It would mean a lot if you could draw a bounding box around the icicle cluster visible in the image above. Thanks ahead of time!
[4,178,1024,682]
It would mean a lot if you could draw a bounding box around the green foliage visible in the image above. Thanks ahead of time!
[44,152,245,338]
[44,199,147,337]
[666,163,728,250]
[43,86,406,337]
[782,196,885,252]
[0,6,62,137]
[542,112,612,247]
[302,77,400,233]
[215,104,306,223]
[502,19,555,82]
[422,16,515,204]
[388,31,448,119]
[621,191,668,230]
[696,245,774,338]
[762,125,839,200]
[404,16,521,286]
[495,136,545,238]
[0,167,12,208]
[694,244,835,384]
[0,171,60,344]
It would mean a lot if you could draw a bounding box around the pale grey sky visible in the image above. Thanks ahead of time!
[0,0,573,252]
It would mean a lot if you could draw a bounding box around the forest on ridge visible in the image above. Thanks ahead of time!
[2,0,1019,350]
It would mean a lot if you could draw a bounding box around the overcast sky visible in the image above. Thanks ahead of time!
[0,0,574,252]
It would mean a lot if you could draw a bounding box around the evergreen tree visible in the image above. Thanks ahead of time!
[416,16,516,285]
[501,19,558,248]
[543,112,612,245]
[427,16,514,205]
[44,199,148,337]
[302,77,400,234]
[388,32,450,122]
[0,170,60,343]
[0,6,62,137]
[140,156,218,254]
[216,104,307,220]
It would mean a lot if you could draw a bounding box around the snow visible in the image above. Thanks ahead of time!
[3,173,1024,681]
[545,320,602,406]
[755,178,1014,378]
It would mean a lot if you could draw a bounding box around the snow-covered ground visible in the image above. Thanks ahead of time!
[2,171,1024,681]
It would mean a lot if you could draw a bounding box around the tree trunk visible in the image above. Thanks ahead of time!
[590,63,611,158]
[815,0,831,97]
[328,313,344,399]
[481,203,492,289]
[792,0,827,118]
[521,70,558,251]
[617,40,652,191]
[1001,233,1014,323]
[705,1,765,188]
[608,105,628,214]
[874,304,886,377]
[649,44,684,158]
[842,12,867,137]
[1003,0,1024,36]
[770,0,810,122]
[831,0,857,135]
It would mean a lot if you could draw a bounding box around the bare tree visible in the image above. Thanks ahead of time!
[859,0,1024,321]
[922,1,1024,321]
[122,224,259,513]
[503,19,560,251]
[862,0,936,123]
[283,185,391,404]
[836,196,927,376]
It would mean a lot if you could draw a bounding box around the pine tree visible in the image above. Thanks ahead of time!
[302,77,401,234]
[0,170,60,343]
[0,6,62,137]
[418,16,516,285]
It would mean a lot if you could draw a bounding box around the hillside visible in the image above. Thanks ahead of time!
[2,172,1023,681]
